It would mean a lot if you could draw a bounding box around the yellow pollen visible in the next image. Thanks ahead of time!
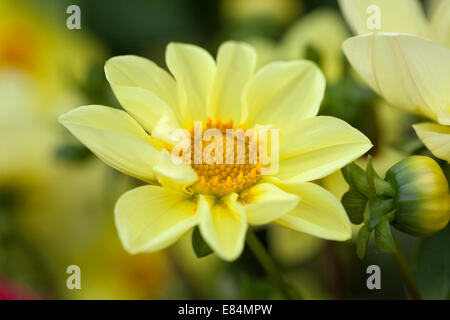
[189,117,262,197]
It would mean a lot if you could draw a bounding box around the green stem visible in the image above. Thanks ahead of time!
[245,229,302,300]
[393,240,421,300]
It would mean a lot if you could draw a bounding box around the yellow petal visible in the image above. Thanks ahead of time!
[438,109,450,126]
[59,105,159,182]
[413,122,450,162]
[209,41,257,123]
[274,182,352,241]
[343,33,450,120]
[240,183,300,225]
[153,149,198,192]
[166,42,216,124]
[273,116,372,182]
[244,60,325,129]
[105,55,182,120]
[198,194,247,261]
[108,85,178,132]
[115,185,199,254]
[151,111,182,145]
[338,0,431,38]
[430,0,450,49]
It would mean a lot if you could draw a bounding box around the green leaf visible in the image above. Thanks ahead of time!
[366,158,395,197]
[342,163,375,198]
[341,189,367,224]
[356,225,371,259]
[416,225,450,299]
[191,226,213,258]
[367,197,394,230]
[375,217,397,253]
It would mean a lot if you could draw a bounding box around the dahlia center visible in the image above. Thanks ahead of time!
[189,118,262,197]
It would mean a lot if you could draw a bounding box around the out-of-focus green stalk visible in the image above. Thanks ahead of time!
[245,229,302,300]
[393,239,421,300]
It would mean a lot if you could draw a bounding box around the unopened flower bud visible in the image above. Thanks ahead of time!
[385,156,450,237]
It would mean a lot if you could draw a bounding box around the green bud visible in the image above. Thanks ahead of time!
[385,156,450,237]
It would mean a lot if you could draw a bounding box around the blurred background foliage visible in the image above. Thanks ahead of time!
[0,0,447,300]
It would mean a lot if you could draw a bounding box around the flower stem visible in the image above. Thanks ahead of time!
[393,240,421,300]
[245,229,302,300]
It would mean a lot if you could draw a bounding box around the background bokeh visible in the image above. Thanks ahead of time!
[0,0,448,300]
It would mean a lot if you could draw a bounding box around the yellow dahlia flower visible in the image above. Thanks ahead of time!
[59,41,372,261]
[339,0,450,162]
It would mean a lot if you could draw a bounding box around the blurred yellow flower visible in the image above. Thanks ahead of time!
[221,0,302,26]
[248,8,350,83]
[66,233,170,300]
[340,0,450,162]
[60,41,372,261]
[0,0,104,103]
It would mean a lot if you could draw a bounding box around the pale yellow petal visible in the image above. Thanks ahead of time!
[413,122,450,162]
[59,105,159,182]
[240,183,300,225]
[338,0,431,38]
[244,60,325,129]
[153,149,198,191]
[108,85,178,132]
[429,0,450,48]
[198,194,247,261]
[105,55,182,119]
[343,33,450,120]
[209,41,257,123]
[166,42,216,124]
[438,109,450,126]
[151,111,182,145]
[273,116,372,182]
[115,185,199,254]
[274,182,352,241]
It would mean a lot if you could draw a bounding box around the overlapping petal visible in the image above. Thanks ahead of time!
[338,0,431,39]
[343,33,450,120]
[209,41,257,123]
[153,149,198,191]
[115,185,199,254]
[59,105,160,182]
[274,182,352,241]
[198,194,247,261]
[240,183,299,225]
[273,116,372,183]
[413,122,450,162]
[105,55,183,124]
[244,60,325,130]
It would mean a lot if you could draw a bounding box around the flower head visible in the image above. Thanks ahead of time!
[59,41,372,261]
